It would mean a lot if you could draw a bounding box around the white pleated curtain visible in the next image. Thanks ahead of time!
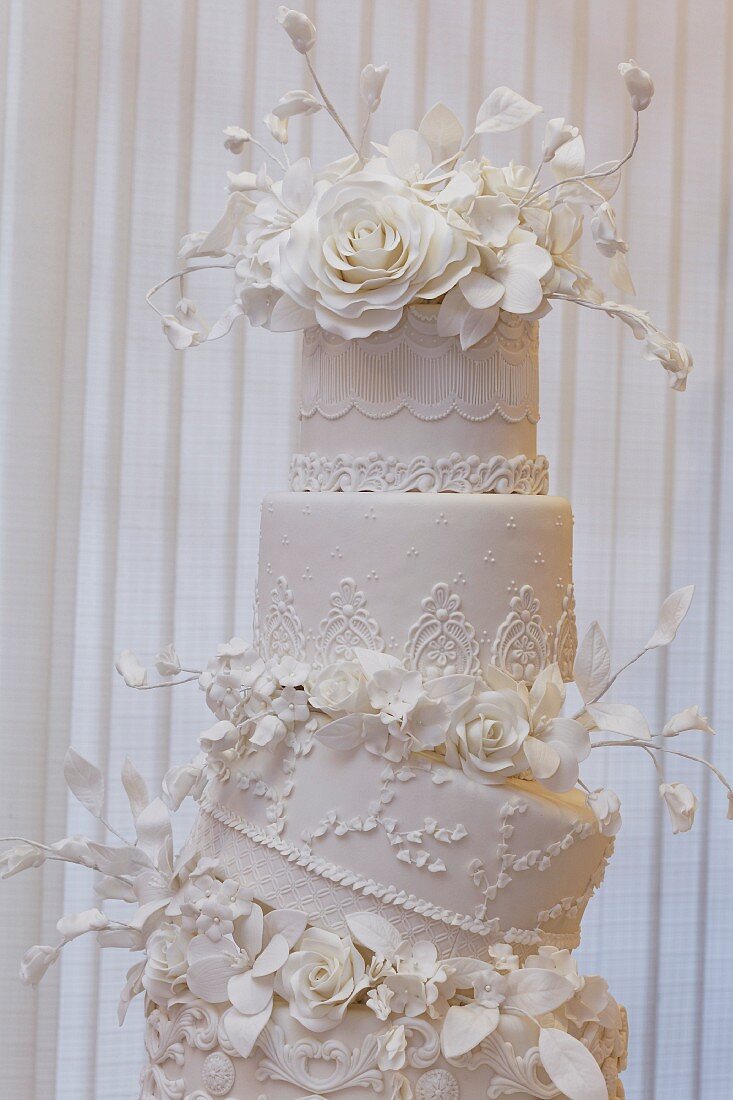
[0,1,730,1096]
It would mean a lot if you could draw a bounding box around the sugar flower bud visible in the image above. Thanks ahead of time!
[587,788,622,837]
[659,781,698,834]
[643,333,692,392]
[223,125,251,153]
[57,908,109,942]
[277,7,316,54]
[662,705,715,737]
[160,316,203,351]
[272,89,322,119]
[591,202,628,258]
[20,944,60,986]
[115,649,148,688]
[154,644,181,678]
[618,59,655,112]
[0,844,46,878]
[542,117,579,162]
[227,170,260,193]
[264,112,289,145]
[360,63,390,112]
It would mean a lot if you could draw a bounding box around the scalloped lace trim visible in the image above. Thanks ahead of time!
[258,578,578,684]
[290,452,550,494]
[301,308,539,424]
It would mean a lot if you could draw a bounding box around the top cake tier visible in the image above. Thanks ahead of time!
[292,306,547,495]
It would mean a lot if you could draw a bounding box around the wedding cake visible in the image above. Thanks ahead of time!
[3,9,729,1100]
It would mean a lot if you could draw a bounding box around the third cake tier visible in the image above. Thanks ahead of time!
[256,491,576,682]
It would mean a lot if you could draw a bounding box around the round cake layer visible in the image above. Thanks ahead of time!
[299,306,540,468]
[195,738,611,959]
[144,1000,627,1100]
[256,492,576,682]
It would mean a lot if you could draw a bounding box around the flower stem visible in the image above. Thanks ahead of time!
[135,675,200,691]
[306,55,361,158]
[249,136,287,172]
[520,112,640,208]
[146,263,237,318]
[591,738,733,794]
[571,649,647,721]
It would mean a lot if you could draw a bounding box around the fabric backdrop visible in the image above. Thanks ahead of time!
[1,1,731,1097]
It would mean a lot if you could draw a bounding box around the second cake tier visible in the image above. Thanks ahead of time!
[256,491,576,682]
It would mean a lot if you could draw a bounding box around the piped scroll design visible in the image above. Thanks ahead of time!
[289,452,550,495]
[254,1022,384,1092]
[140,1002,220,1100]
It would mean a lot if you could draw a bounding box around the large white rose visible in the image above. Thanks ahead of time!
[274,169,479,338]
[275,927,368,1032]
[445,691,529,783]
[143,923,190,1008]
[309,661,368,715]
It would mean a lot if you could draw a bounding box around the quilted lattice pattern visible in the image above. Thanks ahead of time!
[190,810,580,960]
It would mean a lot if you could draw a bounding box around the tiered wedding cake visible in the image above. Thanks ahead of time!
[174,309,626,1098]
[3,9,729,1100]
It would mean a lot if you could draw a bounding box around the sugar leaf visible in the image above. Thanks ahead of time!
[64,747,105,819]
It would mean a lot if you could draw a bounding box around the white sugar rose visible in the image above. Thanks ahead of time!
[446,691,529,783]
[275,170,478,339]
[276,927,368,1032]
[143,924,190,1008]
[309,661,368,715]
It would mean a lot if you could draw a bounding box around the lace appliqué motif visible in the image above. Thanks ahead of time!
[492,585,550,683]
[553,583,578,682]
[316,578,385,664]
[405,583,481,676]
[261,577,305,661]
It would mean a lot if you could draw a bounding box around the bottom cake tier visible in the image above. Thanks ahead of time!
[141,984,627,1100]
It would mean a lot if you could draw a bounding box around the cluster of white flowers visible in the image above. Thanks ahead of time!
[166,640,592,795]
[111,584,733,841]
[148,8,690,392]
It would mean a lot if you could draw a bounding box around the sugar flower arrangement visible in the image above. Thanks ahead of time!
[108,584,730,839]
[148,6,691,392]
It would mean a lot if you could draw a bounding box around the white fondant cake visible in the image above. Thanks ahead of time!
[166,315,622,1098]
